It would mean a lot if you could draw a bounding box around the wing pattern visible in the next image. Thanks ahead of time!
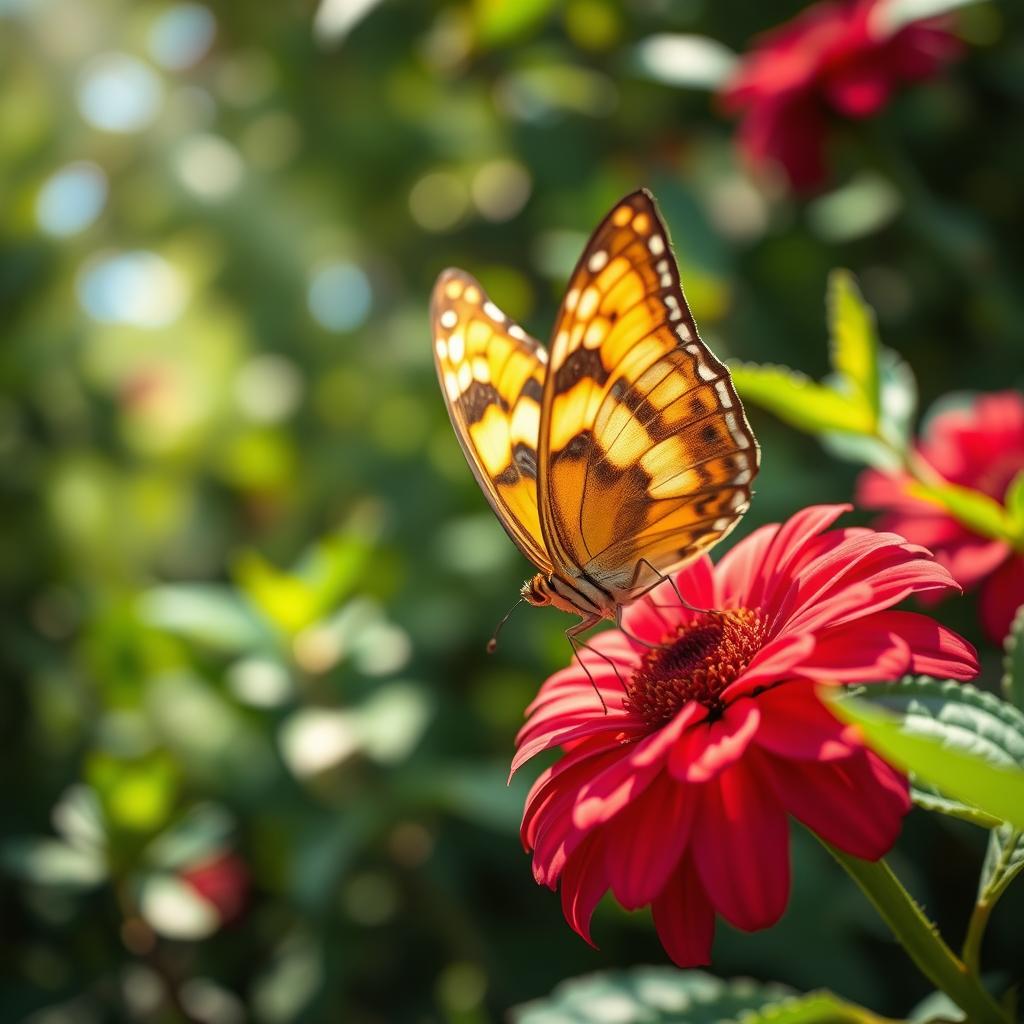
[431,269,552,572]
[537,190,760,600]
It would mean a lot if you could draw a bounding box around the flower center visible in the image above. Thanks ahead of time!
[624,609,766,726]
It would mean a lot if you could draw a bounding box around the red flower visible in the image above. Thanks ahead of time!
[514,505,976,966]
[720,0,960,190]
[180,851,249,924]
[858,392,1024,643]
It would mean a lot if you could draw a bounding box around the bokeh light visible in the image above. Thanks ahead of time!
[306,260,372,331]
[77,52,164,132]
[35,161,108,237]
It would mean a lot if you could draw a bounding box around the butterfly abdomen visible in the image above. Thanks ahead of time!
[522,571,612,619]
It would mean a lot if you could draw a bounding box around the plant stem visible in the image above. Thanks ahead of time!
[962,897,993,978]
[962,829,1021,975]
[823,842,1009,1024]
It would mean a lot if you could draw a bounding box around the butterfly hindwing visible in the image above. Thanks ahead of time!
[537,190,759,599]
[431,269,552,573]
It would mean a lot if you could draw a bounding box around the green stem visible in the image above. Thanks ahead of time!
[962,829,1022,975]
[823,842,1009,1024]
[961,897,993,978]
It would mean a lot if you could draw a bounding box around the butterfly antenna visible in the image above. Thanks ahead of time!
[487,597,525,654]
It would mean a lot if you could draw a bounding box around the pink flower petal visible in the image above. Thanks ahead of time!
[747,504,852,609]
[692,757,790,931]
[979,555,1024,645]
[753,680,859,761]
[573,708,697,830]
[791,621,913,681]
[560,833,609,945]
[723,631,816,699]
[668,701,761,783]
[765,748,909,860]
[717,523,781,607]
[511,718,643,778]
[823,610,977,680]
[605,772,696,909]
[652,856,715,967]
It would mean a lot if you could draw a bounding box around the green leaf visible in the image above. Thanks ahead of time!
[139,584,273,653]
[729,363,875,435]
[830,680,1024,830]
[474,0,554,46]
[1004,470,1024,528]
[828,269,880,420]
[0,838,107,889]
[906,481,1016,544]
[1003,606,1024,711]
[979,824,1024,901]
[821,349,918,471]
[511,968,875,1024]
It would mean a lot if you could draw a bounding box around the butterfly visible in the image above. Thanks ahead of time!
[431,189,759,659]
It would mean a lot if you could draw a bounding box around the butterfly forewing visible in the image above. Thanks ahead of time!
[431,269,552,573]
[537,190,759,600]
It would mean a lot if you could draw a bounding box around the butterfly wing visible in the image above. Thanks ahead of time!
[432,268,553,574]
[537,190,759,600]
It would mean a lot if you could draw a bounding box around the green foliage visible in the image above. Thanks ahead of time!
[513,968,881,1024]
[731,268,919,471]
[1003,606,1024,711]
[831,680,1024,831]
[3,0,1023,1017]
[829,269,881,421]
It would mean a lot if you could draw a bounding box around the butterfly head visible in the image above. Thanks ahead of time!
[522,573,554,607]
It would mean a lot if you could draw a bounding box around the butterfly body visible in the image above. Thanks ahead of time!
[432,189,759,643]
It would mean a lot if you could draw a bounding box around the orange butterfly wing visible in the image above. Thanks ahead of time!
[537,190,759,600]
[431,269,553,574]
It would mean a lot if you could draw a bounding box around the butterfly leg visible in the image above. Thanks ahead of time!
[613,604,666,651]
[634,557,719,617]
[565,615,618,714]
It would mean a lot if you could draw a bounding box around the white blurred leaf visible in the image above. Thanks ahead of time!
[632,34,738,90]
[140,873,219,939]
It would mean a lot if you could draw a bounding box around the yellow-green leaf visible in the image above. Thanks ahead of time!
[828,269,880,422]
[907,480,1016,544]
[730,363,875,435]
[827,689,1024,831]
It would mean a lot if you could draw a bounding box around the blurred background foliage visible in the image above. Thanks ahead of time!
[1,0,1022,1021]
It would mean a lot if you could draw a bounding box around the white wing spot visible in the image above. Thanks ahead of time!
[588,250,608,273]
[448,332,465,363]
[483,301,504,322]
[435,338,447,361]
[508,324,527,341]
[444,370,459,400]
[676,324,692,342]
[536,347,548,364]
[472,356,490,382]
[463,286,481,304]
[664,294,682,321]
[440,309,457,329]
[565,288,580,312]
[457,362,472,391]
[713,517,732,533]
[697,361,718,382]
[649,234,665,256]
[577,287,599,320]
[715,380,733,408]
[660,272,672,287]
[734,468,752,486]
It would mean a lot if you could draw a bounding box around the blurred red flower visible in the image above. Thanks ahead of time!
[720,0,960,190]
[181,851,250,925]
[858,391,1024,643]
[514,505,976,966]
